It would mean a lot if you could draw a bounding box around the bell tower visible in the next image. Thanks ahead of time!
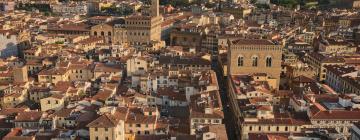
[151,0,159,17]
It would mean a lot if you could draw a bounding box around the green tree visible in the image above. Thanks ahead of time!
[271,0,299,8]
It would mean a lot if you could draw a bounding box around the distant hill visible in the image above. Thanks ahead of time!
[271,0,355,9]
[317,0,354,9]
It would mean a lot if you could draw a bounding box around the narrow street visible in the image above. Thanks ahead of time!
[212,60,238,140]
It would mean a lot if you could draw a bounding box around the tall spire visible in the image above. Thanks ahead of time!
[151,0,159,17]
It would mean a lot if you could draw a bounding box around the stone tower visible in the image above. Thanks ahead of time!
[151,0,159,17]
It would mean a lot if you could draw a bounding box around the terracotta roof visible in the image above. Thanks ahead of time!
[15,111,42,122]
[47,23,90,32]
[92,89,113,102]
[292,75,315,83]
[126,107,156,124]
[309,104,360,120]
[232,39,274,45]
[257,105,272,111]
[0,108,27,116]
[53,108,73,117]
[3,128,34,140]
[94,63,122,73]
[157,87,187,101]
[87,114,119,128]
[38,67,67,75]
[50,93,64,99]
[324,65,357,76]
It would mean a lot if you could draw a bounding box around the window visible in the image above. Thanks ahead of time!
[285,126,288,131]
[249,126,252,131]
[105,128,108,131]
[276,126,279,131]
[108,32,111,36]
[137,131,141,134]
[149,111,152,116]
[55,101,58,104]
[105,137,108,140]
[95,128,98,131]
[48,100,50,104]
[95,136,98,140]
[145,124,149,128]
[238,56,244,66]
[136,124,141,127]
[101,31,104,36]
[145,131,150,134]
[252,56,258,67]
[94,31,97,36]
[266,56,272,67]
[258,126,261,131]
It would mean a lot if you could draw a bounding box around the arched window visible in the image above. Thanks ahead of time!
[108,31,111,36]
[266,56,272,67]
[101,31,104,36]
[238,56,244,66]
[94,31,97,36]
[252,56,258,67]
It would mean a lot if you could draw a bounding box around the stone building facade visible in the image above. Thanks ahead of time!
[90,0,162,45]
[228,39,283,89]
